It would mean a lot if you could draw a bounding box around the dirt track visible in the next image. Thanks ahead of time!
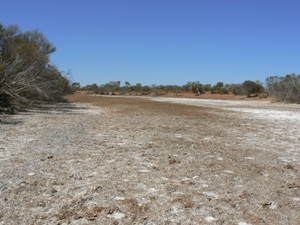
[0,95,300,224]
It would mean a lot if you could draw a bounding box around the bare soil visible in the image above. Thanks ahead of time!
[0,94,299,224]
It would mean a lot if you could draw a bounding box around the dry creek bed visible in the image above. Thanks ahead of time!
[0,96,300,225]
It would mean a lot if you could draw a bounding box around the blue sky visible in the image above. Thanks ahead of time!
[1,0,299,86]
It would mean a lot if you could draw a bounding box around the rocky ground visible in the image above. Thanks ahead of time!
[0,95,299,225]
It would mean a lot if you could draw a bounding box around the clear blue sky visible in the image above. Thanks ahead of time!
[1,0,299,86]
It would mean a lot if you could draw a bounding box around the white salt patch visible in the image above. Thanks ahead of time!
[173,191,185,195]
[238,222,252,225]
[144,162,155,167]
[291,197,300,202]
[269,202,277,209]
[224,170,234,174]
[217,157,223,161]
[139,169,151,173]
[148,188,157,192]
[152,97,239,107]
[106,159,115,163]
[114,196,125,200]
[27,173,35,176]
[26,138,36,142]
[244,157,255,160]
[205,216,216,222]
[151,97,300,122]
[229,108,300,121]
[108,212,125,220]
[171,206,179,213]
[278,157,291,162]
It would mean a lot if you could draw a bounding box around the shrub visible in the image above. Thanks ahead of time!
[266,74,300,103]
[0,23,71,109]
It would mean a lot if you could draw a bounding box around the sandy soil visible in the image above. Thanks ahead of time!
[0,95,299,225]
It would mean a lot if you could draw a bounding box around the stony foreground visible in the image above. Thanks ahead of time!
[0,95,299,224]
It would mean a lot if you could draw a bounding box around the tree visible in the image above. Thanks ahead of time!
[103,81,121,93]
[255,80,265,93]
[228,83,243,95]
[133,83,143,93]
[211,82,224,94]
[182,81,203,94]
[242,80,257,97]
[215,82,224,89]
[203,84,212,92]
[83,83,99,93]
[266,74,300,103]
[241,80,264,97]
[0,23,71,109]
[71,82,81,90]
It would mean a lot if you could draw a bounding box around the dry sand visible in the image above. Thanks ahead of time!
[0,95,299,224]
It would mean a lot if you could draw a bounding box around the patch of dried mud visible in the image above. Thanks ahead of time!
[0,96,299,224]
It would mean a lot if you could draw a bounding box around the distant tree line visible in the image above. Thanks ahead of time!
[75,80,266,98]
[75,75,298,103]
[0,23,71,111]
[74,75,300,103]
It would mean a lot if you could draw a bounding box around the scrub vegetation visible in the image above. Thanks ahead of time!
[0,23,71,111]
[76,74,300,103]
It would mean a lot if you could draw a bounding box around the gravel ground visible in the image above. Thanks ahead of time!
[0,95,299,224]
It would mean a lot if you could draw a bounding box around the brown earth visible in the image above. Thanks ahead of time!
[79,91,270,101]
[0,94,299,224]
